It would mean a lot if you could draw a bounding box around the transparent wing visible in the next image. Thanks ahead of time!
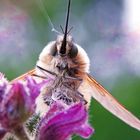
[10,69,36,83]
[81,74,140,131]
[10,67,55,83]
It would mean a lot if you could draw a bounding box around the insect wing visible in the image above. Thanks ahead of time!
[10,68,51,83]
[82,74,140,131]
[10,69,36,83]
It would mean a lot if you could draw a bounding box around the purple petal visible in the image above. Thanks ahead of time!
[0,76,43,129]
[0,73,5,80]
[44,102,65,120]
[26,77,40,101]
[37,103,94,140]
[26,76,49,101]
[0,73,8,102]
[0,84,5,102]
[0,74,52,131]
[0,82,29,129]
[75,124,94,138]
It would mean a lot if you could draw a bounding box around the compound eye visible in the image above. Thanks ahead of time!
[68,44,78,58]
[50,44,57,56]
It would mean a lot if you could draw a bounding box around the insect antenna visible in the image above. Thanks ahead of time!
[60,0,72,55]
[60,25,65,34]
[36,0,61,34]
[67,26,73,34]
[60,25,73,35]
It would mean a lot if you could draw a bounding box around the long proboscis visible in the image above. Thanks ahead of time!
[60,0,71,54]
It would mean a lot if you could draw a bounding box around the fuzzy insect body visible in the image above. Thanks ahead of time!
[11,0,140,132]
[35,36,90,109]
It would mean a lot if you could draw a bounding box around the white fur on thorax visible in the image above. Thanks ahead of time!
[39,41,56,56]
[75,43,90,73]
[36,41,57,77]
[37,41,56,69]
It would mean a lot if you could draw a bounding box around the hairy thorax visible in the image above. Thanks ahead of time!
[36,41,90,78]
[35,41,90,115]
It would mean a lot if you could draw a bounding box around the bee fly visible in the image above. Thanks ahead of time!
[11,0,140,131]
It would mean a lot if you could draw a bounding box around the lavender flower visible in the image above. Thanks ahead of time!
[36,103,94,140]
[26,76,48,101]
[0,74,48,139]
[0,73,8,102]
[0,82,34,129]
[0,73,94,140]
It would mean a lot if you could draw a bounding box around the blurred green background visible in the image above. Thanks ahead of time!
[0,0,140,139]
